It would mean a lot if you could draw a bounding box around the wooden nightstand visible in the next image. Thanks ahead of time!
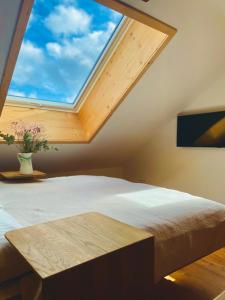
[0,170,46,180]
[6,212,154,300]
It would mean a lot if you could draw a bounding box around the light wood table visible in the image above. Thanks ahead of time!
[0,170,46,180]
[5,212,154,300]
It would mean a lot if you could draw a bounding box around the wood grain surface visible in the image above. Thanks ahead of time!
[0,170,46,180]
[6,212,154,300]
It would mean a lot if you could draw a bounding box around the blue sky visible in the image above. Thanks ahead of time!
[8,0,123,104]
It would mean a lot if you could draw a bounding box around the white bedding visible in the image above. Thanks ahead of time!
[0,175,225,283]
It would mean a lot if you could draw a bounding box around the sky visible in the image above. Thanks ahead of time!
[8,0,123,105]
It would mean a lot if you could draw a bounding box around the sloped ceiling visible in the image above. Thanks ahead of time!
[0,1,22,81]
[1,0,225,172]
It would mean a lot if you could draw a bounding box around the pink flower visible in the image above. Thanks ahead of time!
[10,121,45,139]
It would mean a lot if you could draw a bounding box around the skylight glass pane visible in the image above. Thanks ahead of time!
[8,0,123,105]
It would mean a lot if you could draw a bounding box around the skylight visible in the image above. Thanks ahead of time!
[7,0,123,108]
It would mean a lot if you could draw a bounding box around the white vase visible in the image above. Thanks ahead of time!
[17,153,33,175]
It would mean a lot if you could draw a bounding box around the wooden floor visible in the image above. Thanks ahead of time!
[152,248,225,300]
[7,248,225,300]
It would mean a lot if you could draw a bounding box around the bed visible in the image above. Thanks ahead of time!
[0,175,225,290]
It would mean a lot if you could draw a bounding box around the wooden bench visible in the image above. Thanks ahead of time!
[5,212,154,300]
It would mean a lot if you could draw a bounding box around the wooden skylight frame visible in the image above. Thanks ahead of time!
[0,0,177,144]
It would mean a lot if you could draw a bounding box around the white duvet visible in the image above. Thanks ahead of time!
[0,175,225,283]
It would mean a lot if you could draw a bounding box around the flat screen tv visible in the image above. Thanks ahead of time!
[177,110,225,147]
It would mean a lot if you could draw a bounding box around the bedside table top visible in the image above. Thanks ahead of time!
[0,170,46,179]
[5,212,153,279]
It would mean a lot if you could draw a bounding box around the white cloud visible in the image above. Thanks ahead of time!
[8,89,26,97]
[12,41,44,85]
[46,21,117,68]
[22,41,44,60]
[11,39,78,101]
[107,21,117,32]
[46,42,62,57]
[11,14,118,104]
[45,5,91,36]
[28,92,38,99]
[8,89,37,99]
[110,10,122,23]
[46,40,80,59]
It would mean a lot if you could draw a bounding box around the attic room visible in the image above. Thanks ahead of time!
[0,0,225,299]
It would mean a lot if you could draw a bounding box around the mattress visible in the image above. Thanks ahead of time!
[0,175,225,284]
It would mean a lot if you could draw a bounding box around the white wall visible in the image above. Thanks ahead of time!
[124,72,225,203]
[49,167,124,179]
[0,145,123,178]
